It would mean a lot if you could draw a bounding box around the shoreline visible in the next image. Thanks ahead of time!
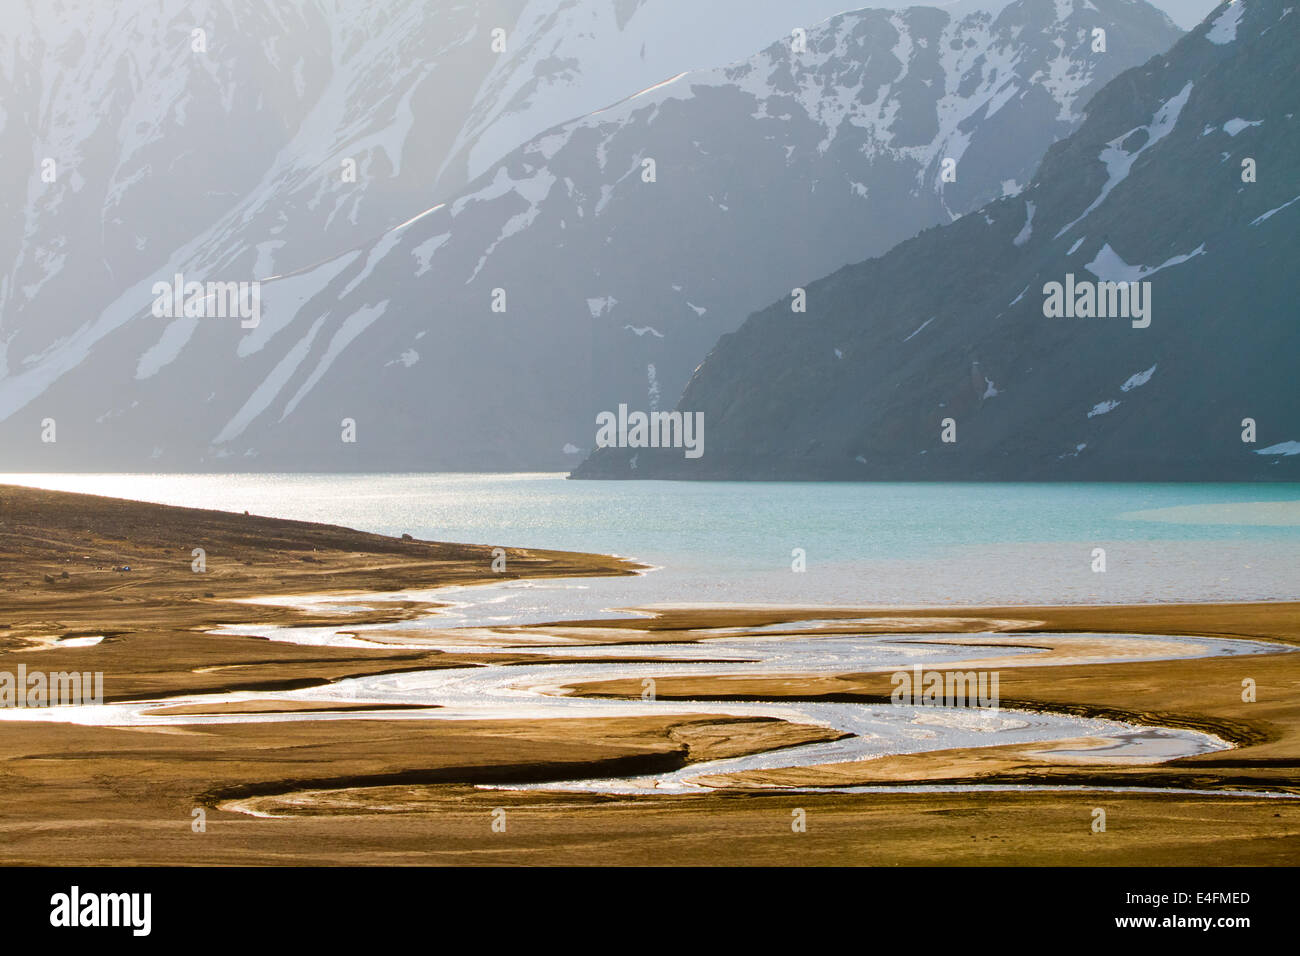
[1,484,1297,865]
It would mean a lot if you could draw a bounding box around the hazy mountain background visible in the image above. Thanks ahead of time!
[0,0,1190,471]
[577,0,1300,481]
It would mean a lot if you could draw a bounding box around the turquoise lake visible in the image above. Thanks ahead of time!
[5,474,1298,612]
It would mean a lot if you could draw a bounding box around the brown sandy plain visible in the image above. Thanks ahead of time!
[0,483,1297,865]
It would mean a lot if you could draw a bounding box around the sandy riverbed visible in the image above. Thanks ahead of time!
[1,483,1296,865]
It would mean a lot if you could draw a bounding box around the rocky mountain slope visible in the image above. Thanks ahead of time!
[0,0,857,465]
[0,0,1182,470]
[576,0,1299,480]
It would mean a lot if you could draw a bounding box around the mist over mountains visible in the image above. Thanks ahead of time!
[0,0,1192,473]
[577,0,1300,481]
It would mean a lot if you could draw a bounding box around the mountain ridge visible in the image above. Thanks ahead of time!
[574,0,1299,481]
[0,0,1184,471]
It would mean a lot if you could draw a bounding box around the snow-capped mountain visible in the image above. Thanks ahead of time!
[578,0,1299,481]
[434,0,877,196]
[1,0,521,403]
[0,0,1182,470]
[0,0,859,373]
[0,0,873,469]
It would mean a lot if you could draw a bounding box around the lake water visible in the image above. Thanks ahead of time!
[8,472,1298,798]
[5,476,1294,608]
[4,473,1299,609]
